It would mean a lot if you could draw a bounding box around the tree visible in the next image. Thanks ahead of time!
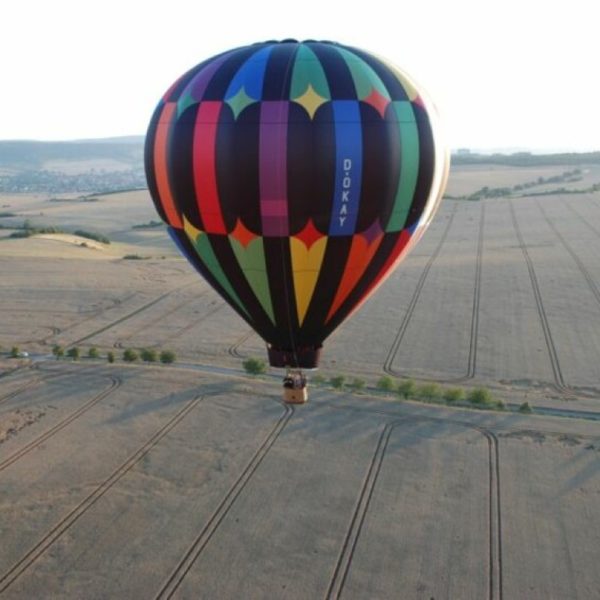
[242,357,266,375]
[67,347,80,361]
[376,376,395,393]
[107,351,115,364]
[349,377,366,392]
[519,401,533,414]
[397,379,416,399]
[140,348,157,362]
[443,387,465,403]
[159,350,176,364]
[123,348,138,362]
[467,387,493,406]
[52,344,64,359]
[330,375,345,389]
[10,346,20,358]
[417,383,441,402]
[88,347,100,359]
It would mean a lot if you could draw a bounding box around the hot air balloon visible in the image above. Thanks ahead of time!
[145,39,448,400]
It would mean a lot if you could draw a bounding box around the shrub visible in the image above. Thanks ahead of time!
[467,387,493,406]
[242,357,266,375]
[349,377,366,392]
[123,348,138,362]
[88,347,100,359]
[417,383,441,402]
[52,345,64,359]
[519,401,533,414]
[443,387,465,403]
[10,346,20,358]
[123,254,145,260]
[67,347,80,361]
[159,350,176,364]
[376,376,395,392]
[397,379,416,399]
[140,348,158,362]
[107,351,115,364]
[330,375,345,389]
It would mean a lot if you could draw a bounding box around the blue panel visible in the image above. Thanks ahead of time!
[224,46,273,100]
[329,101,363,236]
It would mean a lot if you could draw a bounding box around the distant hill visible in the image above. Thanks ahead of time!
[0,137,144,171]
[0,137,145,194]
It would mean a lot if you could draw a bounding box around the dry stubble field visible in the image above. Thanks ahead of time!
[0,164,599,598]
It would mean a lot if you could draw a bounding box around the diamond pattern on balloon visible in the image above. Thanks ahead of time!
[225,86,257,119]
[230,219,258,248]
[293,84,328,119]
[363,88,390,118]
[294,218,325,249]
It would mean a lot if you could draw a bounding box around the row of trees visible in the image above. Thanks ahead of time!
[239,357,532,414]
[52,345,175,364]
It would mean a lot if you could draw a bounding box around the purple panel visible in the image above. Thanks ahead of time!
[260,101,289,236]
[188,54,231,101]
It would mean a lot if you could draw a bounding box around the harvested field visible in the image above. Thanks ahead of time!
[1,164,600,597]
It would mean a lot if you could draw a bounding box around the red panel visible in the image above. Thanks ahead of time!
[193,101,227,234]
[153,103,182,229]
[326,232,383,323]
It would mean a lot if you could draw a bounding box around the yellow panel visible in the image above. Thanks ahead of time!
[290,236,327,325]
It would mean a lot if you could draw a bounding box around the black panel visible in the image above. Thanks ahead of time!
[286,102,336,235]
[405,103,435,229]
[215,103,261,233]
[261,43,298,100]
[308,43,357,99]
[169,102,203,229]
[144,102,167,223]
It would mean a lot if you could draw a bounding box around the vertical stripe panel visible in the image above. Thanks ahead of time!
[260,101,289,236]
[193,101,227,234]
[328,101,362,236]
[153,102,182,229]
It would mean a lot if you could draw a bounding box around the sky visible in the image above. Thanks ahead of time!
[3,0,599,151]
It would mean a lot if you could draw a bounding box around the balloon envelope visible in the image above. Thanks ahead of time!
[145,40,448,368]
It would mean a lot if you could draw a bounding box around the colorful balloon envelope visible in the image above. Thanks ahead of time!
[145,40,449,368]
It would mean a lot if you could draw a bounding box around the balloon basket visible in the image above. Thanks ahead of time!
[282,370,308,404]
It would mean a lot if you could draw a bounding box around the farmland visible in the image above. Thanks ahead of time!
[0,161,599,598]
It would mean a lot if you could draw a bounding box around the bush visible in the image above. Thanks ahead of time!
[140,348,158,362]
[10,346,20,358]
[242,357,266,375]
[349,377,366,392]
[443,387,465,403]
[467,387,494,406]
[376,376,395,392]
[159,350,176,364]
[397,379,416,399]
[519,401,533,414]
[52,345,64,359]
[494,400,506,411]
[88,347,100,359]
[107,351,115,364]
[123,348,138,362]
[67,347,80,361]
[417,383,441,402]
[330,375,345,389]
[123,254,145,260]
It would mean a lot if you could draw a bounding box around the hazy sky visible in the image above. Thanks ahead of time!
[3,0,598,151]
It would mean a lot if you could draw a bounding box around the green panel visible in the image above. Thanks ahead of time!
[335,47,390,100]
[386,101,420,232]
[191,234,250,317]
[230,237,275,324]
[291,45,331,99]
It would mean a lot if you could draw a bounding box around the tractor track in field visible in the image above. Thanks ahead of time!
[0,392,204,594]
[154,400,294,599]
